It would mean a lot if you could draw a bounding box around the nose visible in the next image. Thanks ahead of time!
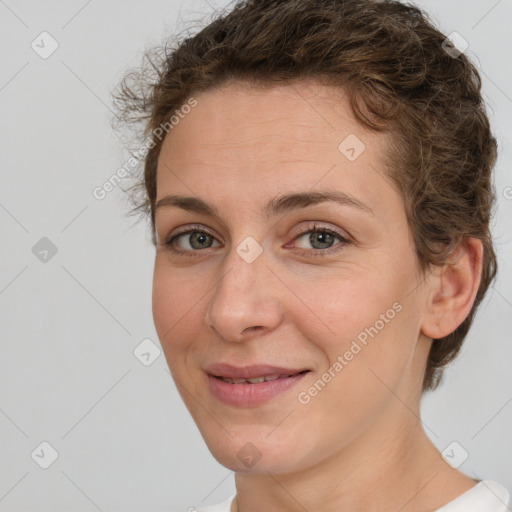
[204,243,283,342]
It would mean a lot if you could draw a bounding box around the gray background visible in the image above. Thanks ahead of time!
[0,0,511,511]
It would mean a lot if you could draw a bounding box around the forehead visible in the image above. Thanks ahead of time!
[159,79,380,159]
[155,80,397,214]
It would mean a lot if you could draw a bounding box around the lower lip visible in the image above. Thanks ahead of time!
[207,372,309,407]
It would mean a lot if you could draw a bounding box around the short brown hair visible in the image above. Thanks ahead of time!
[112,0,498,392]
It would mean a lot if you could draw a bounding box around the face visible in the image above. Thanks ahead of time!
[152,80,432,474]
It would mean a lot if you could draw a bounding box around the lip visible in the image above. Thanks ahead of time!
[204,363,311,379]
[207,373,309,407]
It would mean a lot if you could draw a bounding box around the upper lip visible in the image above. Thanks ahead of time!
[205,363,311,379]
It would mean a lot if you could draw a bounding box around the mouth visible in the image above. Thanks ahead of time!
[212,370,310,385]
[204,362,312,381]
[204,363,312,406]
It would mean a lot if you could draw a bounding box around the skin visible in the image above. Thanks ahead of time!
[152,80,483,512]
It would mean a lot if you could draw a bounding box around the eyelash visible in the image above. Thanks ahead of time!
[162,222,351,258]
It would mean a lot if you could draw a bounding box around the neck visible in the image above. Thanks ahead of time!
[231,406,476,512]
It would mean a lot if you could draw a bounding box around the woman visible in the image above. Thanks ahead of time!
[113,0,511,510]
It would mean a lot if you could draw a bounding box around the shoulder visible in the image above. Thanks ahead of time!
[435,480,511,511]
[176,494,236,512]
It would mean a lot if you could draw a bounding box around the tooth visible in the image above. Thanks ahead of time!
[247,377,266,384]
[220,374,296,384]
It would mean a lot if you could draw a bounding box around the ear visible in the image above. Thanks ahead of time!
[421,238,484,340]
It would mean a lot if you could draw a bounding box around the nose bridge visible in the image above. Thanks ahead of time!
[205,237,281,340]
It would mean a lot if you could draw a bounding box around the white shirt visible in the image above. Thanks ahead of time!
[191,480,511,512]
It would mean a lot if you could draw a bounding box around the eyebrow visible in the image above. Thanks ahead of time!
[154,189,374,219]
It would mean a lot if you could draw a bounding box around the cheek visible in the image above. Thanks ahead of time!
[151,261,204,350]
[292,284,416,437]
[290,269,400,350]
[289,264,418,392]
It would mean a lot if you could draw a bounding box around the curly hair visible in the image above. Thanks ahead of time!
[112,0,498,393]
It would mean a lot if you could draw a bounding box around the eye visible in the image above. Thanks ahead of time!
[288,222,350,257]
[161,222,351,258]
[163,224,221,255]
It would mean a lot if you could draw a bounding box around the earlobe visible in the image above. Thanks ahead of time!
[421,238,483,340]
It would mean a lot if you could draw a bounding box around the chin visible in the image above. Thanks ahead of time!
[202,431,315,474]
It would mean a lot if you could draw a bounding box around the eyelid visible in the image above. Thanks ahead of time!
[166,223,218,242]
[289,221,349,241]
